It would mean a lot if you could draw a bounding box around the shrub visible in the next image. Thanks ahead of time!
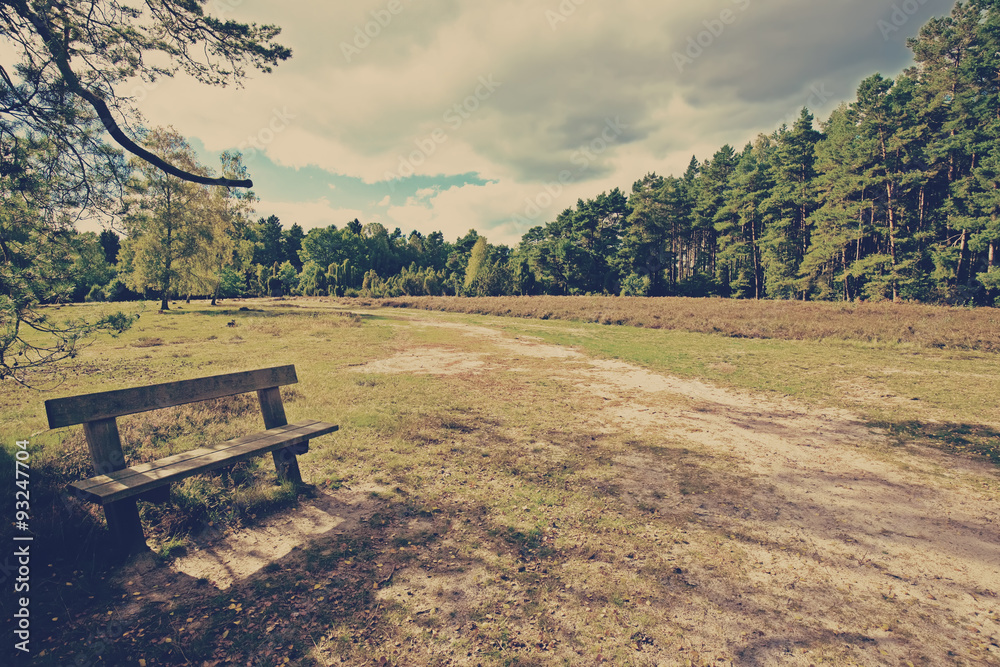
[85,284,106,302]
[620,273,651,296]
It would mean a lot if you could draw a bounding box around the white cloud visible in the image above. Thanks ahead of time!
[111,0,958,244]
[383,176,624,247]
[255,197,364,232]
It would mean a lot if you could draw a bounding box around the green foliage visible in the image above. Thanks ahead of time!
[277,261,298,295]
[977,267,1000,291]
[268,272,282,297]
[509,2,999,304]
[327,259,357,297]
[103,278,137,302]
[517,190,630,295]
[10,2,1000,311]
[620,273,651,297]
[0,294,137,383]
[217,268,246,299]
[0,0,288,380]
[297,261,327,296]
[85,284,106,302]
[70,232,116,302]
[977,268,1000,305]
[0,130,136,383]
[463,237,490,292]
[0,0,289,188]
[251,215,287,268]
[119,128,214,309]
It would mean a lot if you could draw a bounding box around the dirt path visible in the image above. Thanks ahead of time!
[348,311,1000,665]
[132,308,999,665]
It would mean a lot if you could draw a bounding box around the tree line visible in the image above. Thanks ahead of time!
[80,1,999,306]
[516,1,1000,305]
[12,1,1000,316]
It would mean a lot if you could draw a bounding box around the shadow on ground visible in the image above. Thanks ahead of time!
[876,418,1000,466]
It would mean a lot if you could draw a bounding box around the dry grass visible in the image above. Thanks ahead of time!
[131,336,165,347]
[374,295,1000,352]
[3,298,999,666]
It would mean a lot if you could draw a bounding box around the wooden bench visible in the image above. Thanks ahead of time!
[44,365,338,552]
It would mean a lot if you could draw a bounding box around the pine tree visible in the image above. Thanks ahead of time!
[615,173,669,295]
[693,147,737,284]
[716,139,773,299]
[760,109,821,299]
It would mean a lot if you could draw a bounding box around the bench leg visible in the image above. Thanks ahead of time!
[272,444,304,485]
[104,498,147,554]
[258,387,307,486]
[83,418,147,554]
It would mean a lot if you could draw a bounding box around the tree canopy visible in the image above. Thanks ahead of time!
[0,0,291,188]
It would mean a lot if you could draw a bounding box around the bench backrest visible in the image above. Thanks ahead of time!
[46,365,299,479]
[45,365,298,429]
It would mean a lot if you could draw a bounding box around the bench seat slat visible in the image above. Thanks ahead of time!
[46,365,299,429]
[69,420,338,504]
[74,420,322,489]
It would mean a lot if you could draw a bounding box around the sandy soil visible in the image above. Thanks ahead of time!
[350,348,487,376]
[122,309,999,665]
[170,493,371,590]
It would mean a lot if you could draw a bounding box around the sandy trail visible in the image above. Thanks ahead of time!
[350,312,1000,664]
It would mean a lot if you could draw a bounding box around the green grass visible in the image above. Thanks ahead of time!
[3,297,999,666]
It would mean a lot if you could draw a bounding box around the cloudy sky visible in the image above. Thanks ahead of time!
[132,0,958,246]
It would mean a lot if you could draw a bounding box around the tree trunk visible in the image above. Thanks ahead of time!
[956,229,968,286]
[858,205,867,263]
[162,189,173,312]
[843,248,850,301]
[877,126,899,302]
[886,187,899,302]
[918,186,925,231]
[749,216,761,300]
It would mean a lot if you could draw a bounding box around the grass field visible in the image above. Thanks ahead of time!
[1,296,998,666]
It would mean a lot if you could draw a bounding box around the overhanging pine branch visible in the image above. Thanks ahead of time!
[72,85,252,188]
[10,0,253,189]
